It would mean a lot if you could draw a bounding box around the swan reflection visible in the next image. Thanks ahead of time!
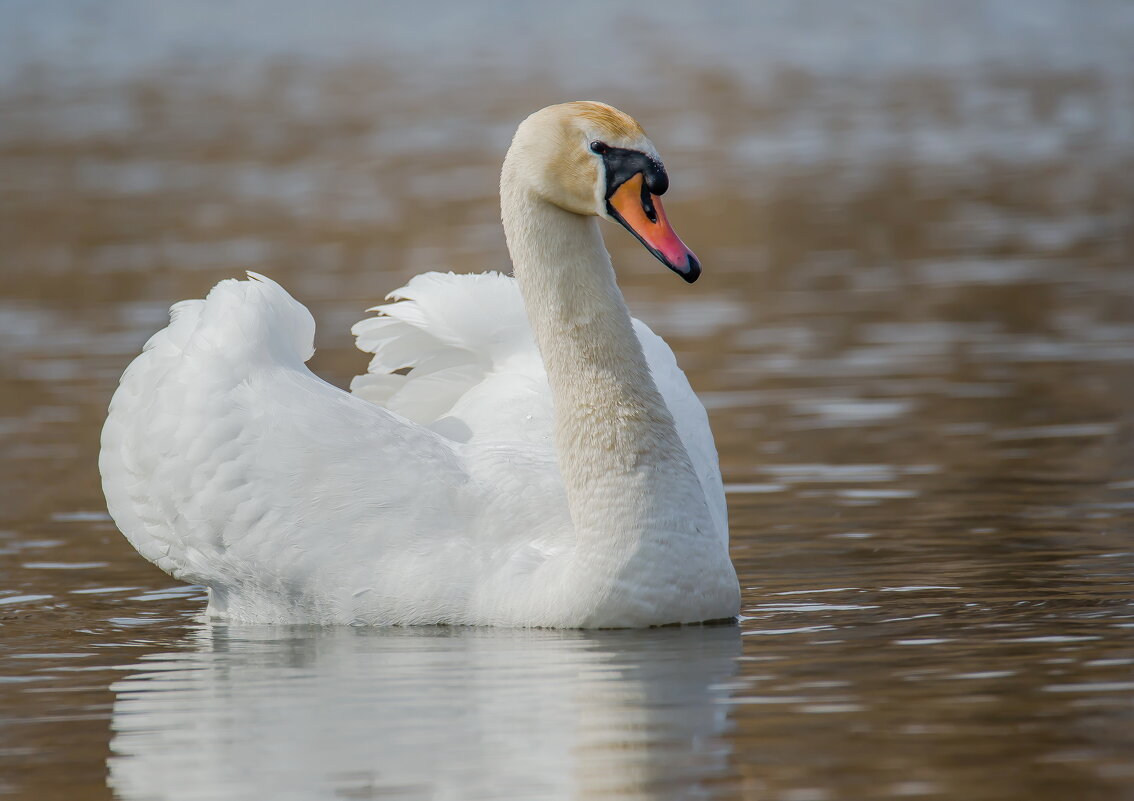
[109,624,741,800]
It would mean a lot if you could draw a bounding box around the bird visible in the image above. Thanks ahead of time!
[99,101,740,628]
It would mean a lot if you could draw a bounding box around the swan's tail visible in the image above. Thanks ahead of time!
[350,271,536,424]
[146,272,315,367]
[100,273,317,580]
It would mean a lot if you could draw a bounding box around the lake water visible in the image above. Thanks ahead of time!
[1,3,1133,800]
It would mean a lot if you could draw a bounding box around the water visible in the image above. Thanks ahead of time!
[2,2,1133,799]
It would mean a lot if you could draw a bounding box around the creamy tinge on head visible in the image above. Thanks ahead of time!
[563,100,647,142]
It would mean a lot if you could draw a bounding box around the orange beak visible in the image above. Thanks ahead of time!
[607,173,701,283]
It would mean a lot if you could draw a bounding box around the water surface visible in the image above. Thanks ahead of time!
[1,3,1132,800]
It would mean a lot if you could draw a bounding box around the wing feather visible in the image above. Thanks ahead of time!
[351,271,727,541]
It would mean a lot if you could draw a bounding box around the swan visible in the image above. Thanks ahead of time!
[99,101,740,628]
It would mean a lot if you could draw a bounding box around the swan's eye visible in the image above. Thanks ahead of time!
[590,140,610,155]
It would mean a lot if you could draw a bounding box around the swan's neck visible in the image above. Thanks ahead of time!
[501,178,710,560]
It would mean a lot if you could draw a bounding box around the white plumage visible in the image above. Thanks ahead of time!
[99,102,740,627]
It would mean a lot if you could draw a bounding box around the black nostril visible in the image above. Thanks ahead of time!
[640,182,658,223]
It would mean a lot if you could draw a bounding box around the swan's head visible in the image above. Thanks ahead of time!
[506,101,701,283]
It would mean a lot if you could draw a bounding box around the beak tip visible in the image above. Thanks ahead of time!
[678,253,701,283]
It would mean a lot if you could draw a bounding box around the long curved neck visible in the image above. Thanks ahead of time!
[500,172,706,552]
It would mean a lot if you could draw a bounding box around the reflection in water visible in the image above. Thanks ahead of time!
[108,625,741,800]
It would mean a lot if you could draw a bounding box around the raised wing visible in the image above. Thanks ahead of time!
[351,271,727,543]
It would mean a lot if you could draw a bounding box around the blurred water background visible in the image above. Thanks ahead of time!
[1,2,1132,800]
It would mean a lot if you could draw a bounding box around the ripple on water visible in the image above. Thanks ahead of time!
[0,594,53,606]
[49,511,113,523]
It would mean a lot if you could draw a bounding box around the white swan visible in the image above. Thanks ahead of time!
[99,102,740,628]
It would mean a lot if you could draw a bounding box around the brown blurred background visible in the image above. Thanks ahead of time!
[1,3,1133,800]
